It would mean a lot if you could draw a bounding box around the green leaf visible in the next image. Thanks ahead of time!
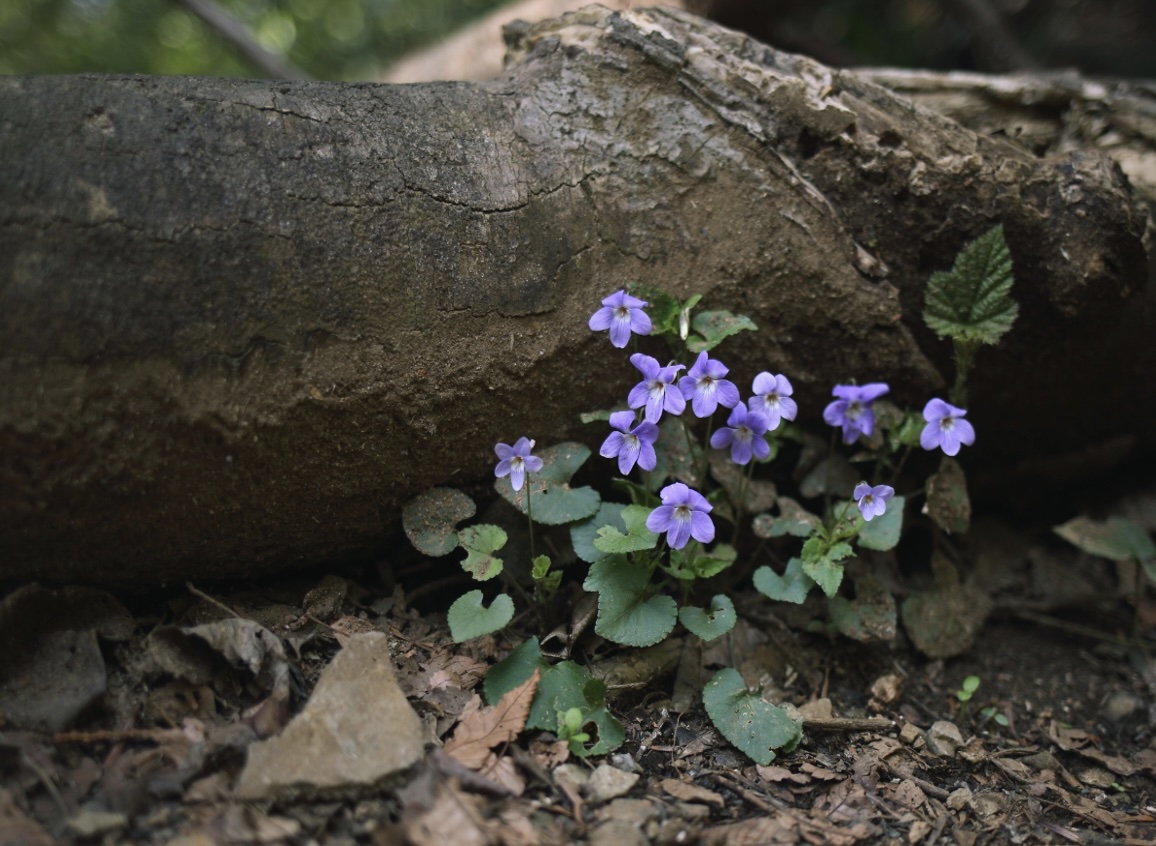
[484,637,547,705]
[584,559,678,647]
[526,661,625,757]
[925,457,971,534]
[923,225,1018,345]
[1054,516,1156,567]
[692,543,738,579]
[800,538,852,598]
[447,590,514,643]
[571,502,628,564]
[686,310,757,353]
[626,285,688,338]
[579,409,614,424]
[679,595,737,641]
[702,668,803,766]
[402,487,476,557]
[593,505,660,554]
[457,524,506,581]
[753,558,814,604]
[495,442,601,525]
[857,495,904,551]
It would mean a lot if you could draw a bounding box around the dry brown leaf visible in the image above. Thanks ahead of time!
[404,781,490,846]
[658,777,725,807]
[701,815,799,845]
[445,669,540,769]
[480,753,525,797]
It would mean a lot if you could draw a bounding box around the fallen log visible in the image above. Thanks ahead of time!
[0,7,1150,585]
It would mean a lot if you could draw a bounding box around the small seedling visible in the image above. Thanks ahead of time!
[956,675,981,723]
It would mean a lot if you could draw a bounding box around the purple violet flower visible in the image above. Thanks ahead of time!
[588,289,651,348]
[750,372,797,431]
[710,402,771,465]
[646,482,715,550]
[628,353,686,423]
[920,398,976,456]
[494,437,544,492]
[822,383,890,444]
[600,411,659,475]
[678,351,740,418]
[853,483,894,522]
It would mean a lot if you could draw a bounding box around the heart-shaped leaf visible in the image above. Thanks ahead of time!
[571,502,627,564]
[584,559,677,647]
[402,487,476,557]
[458,524,506,581]
[679,595,736,641]
[496,442,600,525]
[924,458,970,534]
[703,668,803,766]
[751,497,820,539]
[753,558,814,604]
[526,660,625,757]
[447,590,514,643]
[593,505,660,554]
[484,637,547,705]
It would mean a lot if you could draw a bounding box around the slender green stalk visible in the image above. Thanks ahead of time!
[951,339,978,407]
[525,481,536,564]
[731,460,755,545]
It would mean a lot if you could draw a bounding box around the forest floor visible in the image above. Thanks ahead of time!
[2,513,1155,846]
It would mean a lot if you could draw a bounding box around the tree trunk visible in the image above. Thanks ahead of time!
[1,6,1151,585]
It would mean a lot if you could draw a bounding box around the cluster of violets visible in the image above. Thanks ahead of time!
[496,290,976,551]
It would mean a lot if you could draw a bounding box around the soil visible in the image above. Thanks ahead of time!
[2,530,1155,846]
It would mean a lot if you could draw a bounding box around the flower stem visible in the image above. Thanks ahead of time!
[731,460,755,546]
[525,482,536,564]
[951,339,977,407]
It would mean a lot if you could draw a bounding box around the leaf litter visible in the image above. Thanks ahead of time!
[2,521,1156,846]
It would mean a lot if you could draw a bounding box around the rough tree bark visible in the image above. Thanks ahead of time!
[1,6,1151,585]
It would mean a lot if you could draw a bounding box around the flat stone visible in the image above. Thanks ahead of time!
[925,720,964,757]
[586,764,640,805]
[235,632,423,799]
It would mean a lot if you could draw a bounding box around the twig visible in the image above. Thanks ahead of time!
[174,0,313,81]
[802,716,894,733]
[186,581,242,619]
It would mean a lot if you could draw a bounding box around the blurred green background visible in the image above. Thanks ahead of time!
[1,0,1154,81]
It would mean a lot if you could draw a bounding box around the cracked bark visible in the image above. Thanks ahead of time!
[0,7,1151,585]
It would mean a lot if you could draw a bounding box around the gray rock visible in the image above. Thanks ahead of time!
[235,631,423,800]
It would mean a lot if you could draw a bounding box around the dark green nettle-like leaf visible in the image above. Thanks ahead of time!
[686,310,758,354]
[526,661,625,757]
[679,595,737,641]
[593,505,660,554]
[402,487,477,557]
[703,668,803,766]
[753,558,814,604]
[923,225,1018,345]
[447,591,514,643]
[584,559,677,647]
[496,442,600,525]
[458,524,506,581]
[484,637,547,705]
[800,538,853,598]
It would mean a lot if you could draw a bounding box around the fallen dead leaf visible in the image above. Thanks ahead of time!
[445,669,540,769]
[658,778,724,807]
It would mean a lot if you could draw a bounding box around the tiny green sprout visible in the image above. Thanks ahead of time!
[557,707,591,747]
[980,706,1010,728]
[956,675,981,722]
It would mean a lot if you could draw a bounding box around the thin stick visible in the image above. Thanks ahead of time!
[174,0,313,81]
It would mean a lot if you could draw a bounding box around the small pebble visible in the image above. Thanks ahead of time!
[925,720,964,757]
[1101,690,1144,722]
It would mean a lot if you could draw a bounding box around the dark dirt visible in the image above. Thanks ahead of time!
[2,529,1155,846]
